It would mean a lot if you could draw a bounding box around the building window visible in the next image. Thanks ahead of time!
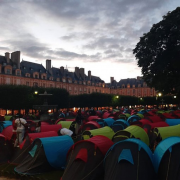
[50,84,53,87]
[69,86,72,91]
[6,69,11,74]
[83,81,86,85]
[42,83,46,87]
[138,84,141,87]
[62,78,66,82]
[6,78,10,84]
[17,70,21,76]
[68,79,72,83]
[43,76,46,79]
[26,82,29,86]
[127,84,130,88]
[84,88,86,92]
[16,79,20,85]
[35,74,38,79]
[122,84,125,88]
[133,85,135,88]
[79,88,82,92]
[33,82,38,87]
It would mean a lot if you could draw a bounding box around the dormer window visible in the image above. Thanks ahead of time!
[133,85,135,88]
[127,84,130,88]
[122,84,125,88]
[138,84,141,87]
[16,70,21,76]
[83,81,86,85]
[62,78,66,82]
[68,79,72,83]
[6,69,11,74]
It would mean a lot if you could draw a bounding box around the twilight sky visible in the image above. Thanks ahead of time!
[0,0,179,83]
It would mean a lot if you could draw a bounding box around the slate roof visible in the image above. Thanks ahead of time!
[20,60,51,78]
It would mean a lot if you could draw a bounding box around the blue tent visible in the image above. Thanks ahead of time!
[15,135,74,175]
[96,118,115,127]
[104,138,156,180]
[111,119,129,132]
[153,136,180,180]
[127,115,141,124]
[165,119,180,126]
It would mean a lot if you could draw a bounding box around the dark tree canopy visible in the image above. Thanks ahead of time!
[133,7,180,96]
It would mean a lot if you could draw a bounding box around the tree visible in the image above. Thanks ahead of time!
[133,7,180,97]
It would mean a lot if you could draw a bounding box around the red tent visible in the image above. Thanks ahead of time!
[62,135,113,180]
[1,125,14,140]
[40,124,62,133]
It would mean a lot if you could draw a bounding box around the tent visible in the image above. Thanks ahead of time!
[96,118,115,127]
[0,134,13,163]
[87,116,100,121]
[131,119,151,128]
[40,124,62,133]
[111,119,129,133]
[152,125,180,145]
[165,119,180,126]
[61,135,113,180]
[14,135,74,175]
[78,121,101,133]
[112,125,149,146]
[104,138,157,180]
[57,121,76,135]
[118,113,129,120]
[10,131,58,164]
[153,137,180,180]
[1,125,15,141]
[127,115,141,124]
[82,126,115,140]
[0,121,12,132]
[4,115,14,121]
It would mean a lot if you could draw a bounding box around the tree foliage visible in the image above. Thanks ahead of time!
[133,7,180,96]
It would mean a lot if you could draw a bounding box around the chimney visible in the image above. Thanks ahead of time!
[11,51,20,69]
[75,67,80,78]
[46,59,51,74]
[60,66,64,74]
[80,68,85,79]
[88,70,91,80]
[110,77,114,84]
[5,52,10,63]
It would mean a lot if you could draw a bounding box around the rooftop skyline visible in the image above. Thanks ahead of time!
[0,0,179,83]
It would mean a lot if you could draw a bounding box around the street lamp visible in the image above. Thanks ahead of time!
[34,91,38,95]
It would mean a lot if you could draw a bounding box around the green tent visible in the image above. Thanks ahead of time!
[4,115,13,121]
[82,126,115,140]
[136,113,144,119]
[57,121,74,129]
[113,125,149,146]
[154,125,180,140]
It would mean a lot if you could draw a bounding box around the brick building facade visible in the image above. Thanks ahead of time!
[0,51,156,97]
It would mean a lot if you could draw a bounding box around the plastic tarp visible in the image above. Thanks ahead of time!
[153,136,180,173]
[155,124,180,140]
[165,119,180,126]
[119,125,149,146]
[83,126,115,140]
[39,135,74,169]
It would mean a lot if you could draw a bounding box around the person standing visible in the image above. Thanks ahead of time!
[14,114,27,147]
[75,109,82,135]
